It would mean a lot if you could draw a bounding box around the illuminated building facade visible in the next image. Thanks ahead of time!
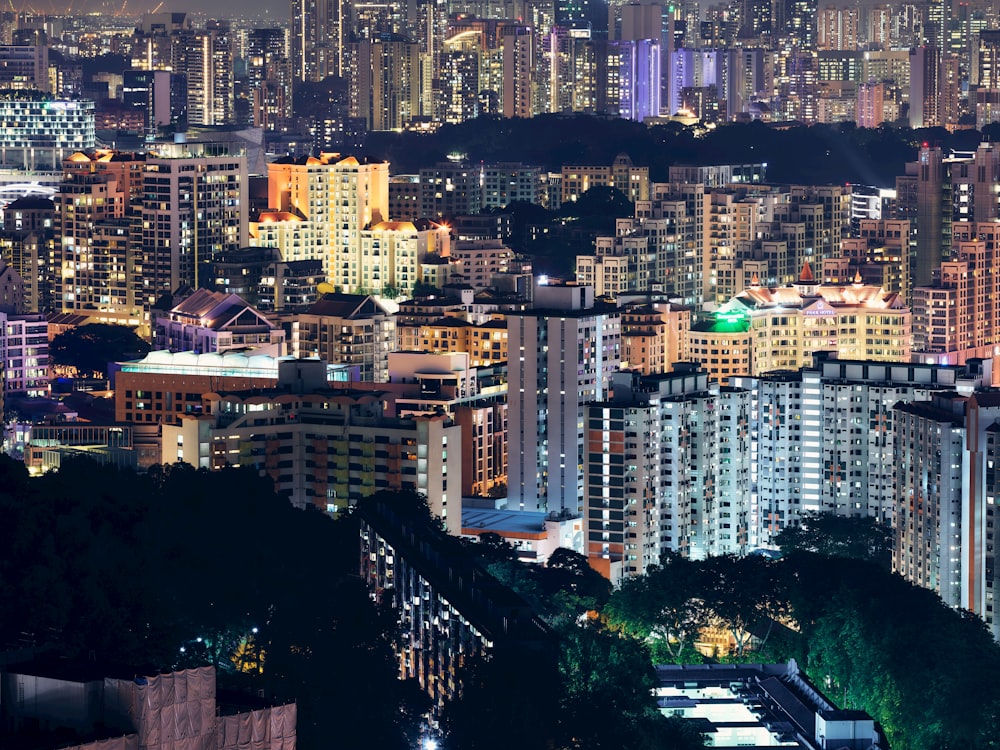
[911,222,1000,373]
[0,95,94,170]
[0,311,48,398]
[822,219,911,303]
[168,377,461,521]
[267,153,390,293]
[358,220,451,297]
[113,350,351,426]
[358,495,553,713]
[561,153,650,205]
[576,234,648,297]
[893,390,1000,639]
[620,302,691,375]
[153,288,286,356]
[141,143,248,304]
[282,292,396,381]
[0,45,48,91]
[449,240,516,290]
[583,366,752,580]
[687,312,753,385]
[507,284,621,514]
[708,265,911,377]
[397,317,508,367]
[734,355,990,547]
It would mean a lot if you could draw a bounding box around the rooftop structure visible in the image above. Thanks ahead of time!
[0,662,295,750]
[656,660,884,750]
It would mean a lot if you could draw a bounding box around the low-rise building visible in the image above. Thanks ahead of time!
[0,662,295,750]
[656,661,884,750]
[153,288,286,356]
[358,494,554,713]
[113,350,353,426]
[165,359,462,525]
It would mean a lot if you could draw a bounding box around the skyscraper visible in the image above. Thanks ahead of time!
[507,284,621,515]
[141,142,248,304]
[291,0,348,82]
[246,28,292,131]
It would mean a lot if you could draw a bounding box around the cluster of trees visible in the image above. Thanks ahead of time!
[0,458,700,750]
[0,457,424,750]
[8,455,998,750]
[445,536,701,750]
[49,323,150,379]
[599,536,1000,750]
[368,115,1000,188]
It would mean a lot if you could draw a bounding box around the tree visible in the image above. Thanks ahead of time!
[774,513,893,570]
[701,555,788,660]
[557,623,703,750]
[50,323,150,378]
[604,554,709,663]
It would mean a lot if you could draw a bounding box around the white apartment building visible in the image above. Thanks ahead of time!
[734,355,991,547]
[583,366,752,581]
[507,284,621,515]
[894,389,1000,639]
[1,312,48,398]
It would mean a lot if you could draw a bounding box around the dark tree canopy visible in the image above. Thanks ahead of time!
[50,323,151,378]
[604,551,1000,750]
[774,512,893,570]
[0,458,422,750]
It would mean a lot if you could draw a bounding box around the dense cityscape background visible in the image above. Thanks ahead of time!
[2,0,1000,748]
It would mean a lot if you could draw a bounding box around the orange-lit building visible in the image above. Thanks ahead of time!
[397,317,508,366]
[621,302,691,375]
[690,265,910,381]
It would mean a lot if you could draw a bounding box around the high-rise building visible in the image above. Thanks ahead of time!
[735,355,989,546]
[167,360,462,520]
[501,24,534,118]
[0,44,48,90]
[583,366,751,579]
[818,4,859,50]
[357,220,451,297]
[173,25,235,126]
[141,142,249,304]
[893,386,1000,639]
[267,153,390,293]
[507,284,621,515]
[973,29,1000,129]
[613,38,662,121]
[909,45,942,128]
[348,36,421,131]
[856,80,885,127]
[825,218,910,302]
[123,69,183,135]
[246,28,292,131]
[53,169,132,323]
[419,161,483,219]
[291,0,348,81]
[895,142,1000,289]
[911,222,1000,371]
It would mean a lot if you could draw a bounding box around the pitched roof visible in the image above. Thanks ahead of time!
[307,293,390,319]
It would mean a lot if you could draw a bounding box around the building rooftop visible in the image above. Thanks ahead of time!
[307,293,390,319]
[462,507,548,539]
